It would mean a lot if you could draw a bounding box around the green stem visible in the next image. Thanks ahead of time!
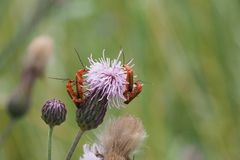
[0,0,57,71]
[65,129,85,160]
[0,118,16,148]
[48,126,54,160]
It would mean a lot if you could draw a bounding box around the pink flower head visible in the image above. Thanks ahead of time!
[85,50,131,108]
[80,144,104,160]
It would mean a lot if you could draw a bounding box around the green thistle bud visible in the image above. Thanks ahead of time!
[41,99,67,127]
[76,91,108,131]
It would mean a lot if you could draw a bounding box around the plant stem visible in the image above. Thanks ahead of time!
[0,118,16,148]
[48,126,54,160]
[65,129,85,160]
[0,0,57,71]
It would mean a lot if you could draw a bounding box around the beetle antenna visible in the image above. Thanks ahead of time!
[47,76,70,82]
[138,80,158,86]
[74,48,86,69]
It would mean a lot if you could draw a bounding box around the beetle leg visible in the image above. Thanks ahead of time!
[123,65,142,104]
[66,69,87,107]
[66,80,82,106]
[124,81,142,104]
[123,64,133,92]
[75,69,87,99]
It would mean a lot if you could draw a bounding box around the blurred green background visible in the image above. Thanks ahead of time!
[1,0,240,159]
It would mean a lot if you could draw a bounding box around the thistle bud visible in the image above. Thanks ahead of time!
[41,99,67,127]
[76,91,108,131]
[7,85,31,118]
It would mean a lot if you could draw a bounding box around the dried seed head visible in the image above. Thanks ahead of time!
[24,35,53,77]
[104,152,125,160]
[100,115,146,159]
[76,91,108,131]
[41,99,67,127]
[80,115,146,160]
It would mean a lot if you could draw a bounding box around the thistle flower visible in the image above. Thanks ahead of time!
[80,144,104,160]
[41,99,67,127]
[66,51,142,160]
[80,115,147,160]
[85,50,128,108]
[75,51,133,130]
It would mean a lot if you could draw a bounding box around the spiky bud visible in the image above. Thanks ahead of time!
[76,91,108,131]
[41,99,67,127]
